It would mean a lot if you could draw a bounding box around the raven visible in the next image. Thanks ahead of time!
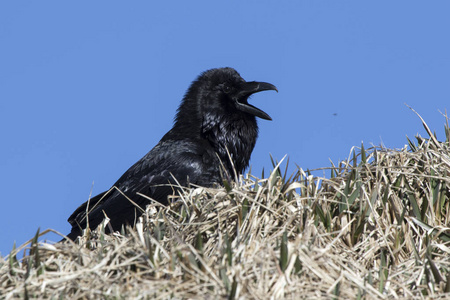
[66,67,277,240]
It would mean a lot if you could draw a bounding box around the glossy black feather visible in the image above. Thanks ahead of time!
[66,67,277,240]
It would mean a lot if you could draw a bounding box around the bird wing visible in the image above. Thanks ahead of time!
[67,138,220,237]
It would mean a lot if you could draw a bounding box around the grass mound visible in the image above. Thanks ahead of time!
[1,115,450,299]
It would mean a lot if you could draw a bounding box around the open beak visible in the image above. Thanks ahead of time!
[235,81,278,120]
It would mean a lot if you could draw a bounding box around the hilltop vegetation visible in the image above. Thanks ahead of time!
[1,114,450,299]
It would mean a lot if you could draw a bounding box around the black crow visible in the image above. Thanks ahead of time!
[66,67,277,240]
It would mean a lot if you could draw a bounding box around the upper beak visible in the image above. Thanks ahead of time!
[235,81,278,121]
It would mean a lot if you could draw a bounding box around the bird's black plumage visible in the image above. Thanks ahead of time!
[66,67,277,240]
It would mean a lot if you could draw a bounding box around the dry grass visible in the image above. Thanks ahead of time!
[1,114,450,299]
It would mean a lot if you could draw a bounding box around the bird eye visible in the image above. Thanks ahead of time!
[222,85,231,93]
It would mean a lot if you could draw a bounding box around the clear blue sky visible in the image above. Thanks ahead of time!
[1,1,449,256]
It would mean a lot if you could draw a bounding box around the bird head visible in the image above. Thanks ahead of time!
[201,67,277,121]
[176,68,277,128]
